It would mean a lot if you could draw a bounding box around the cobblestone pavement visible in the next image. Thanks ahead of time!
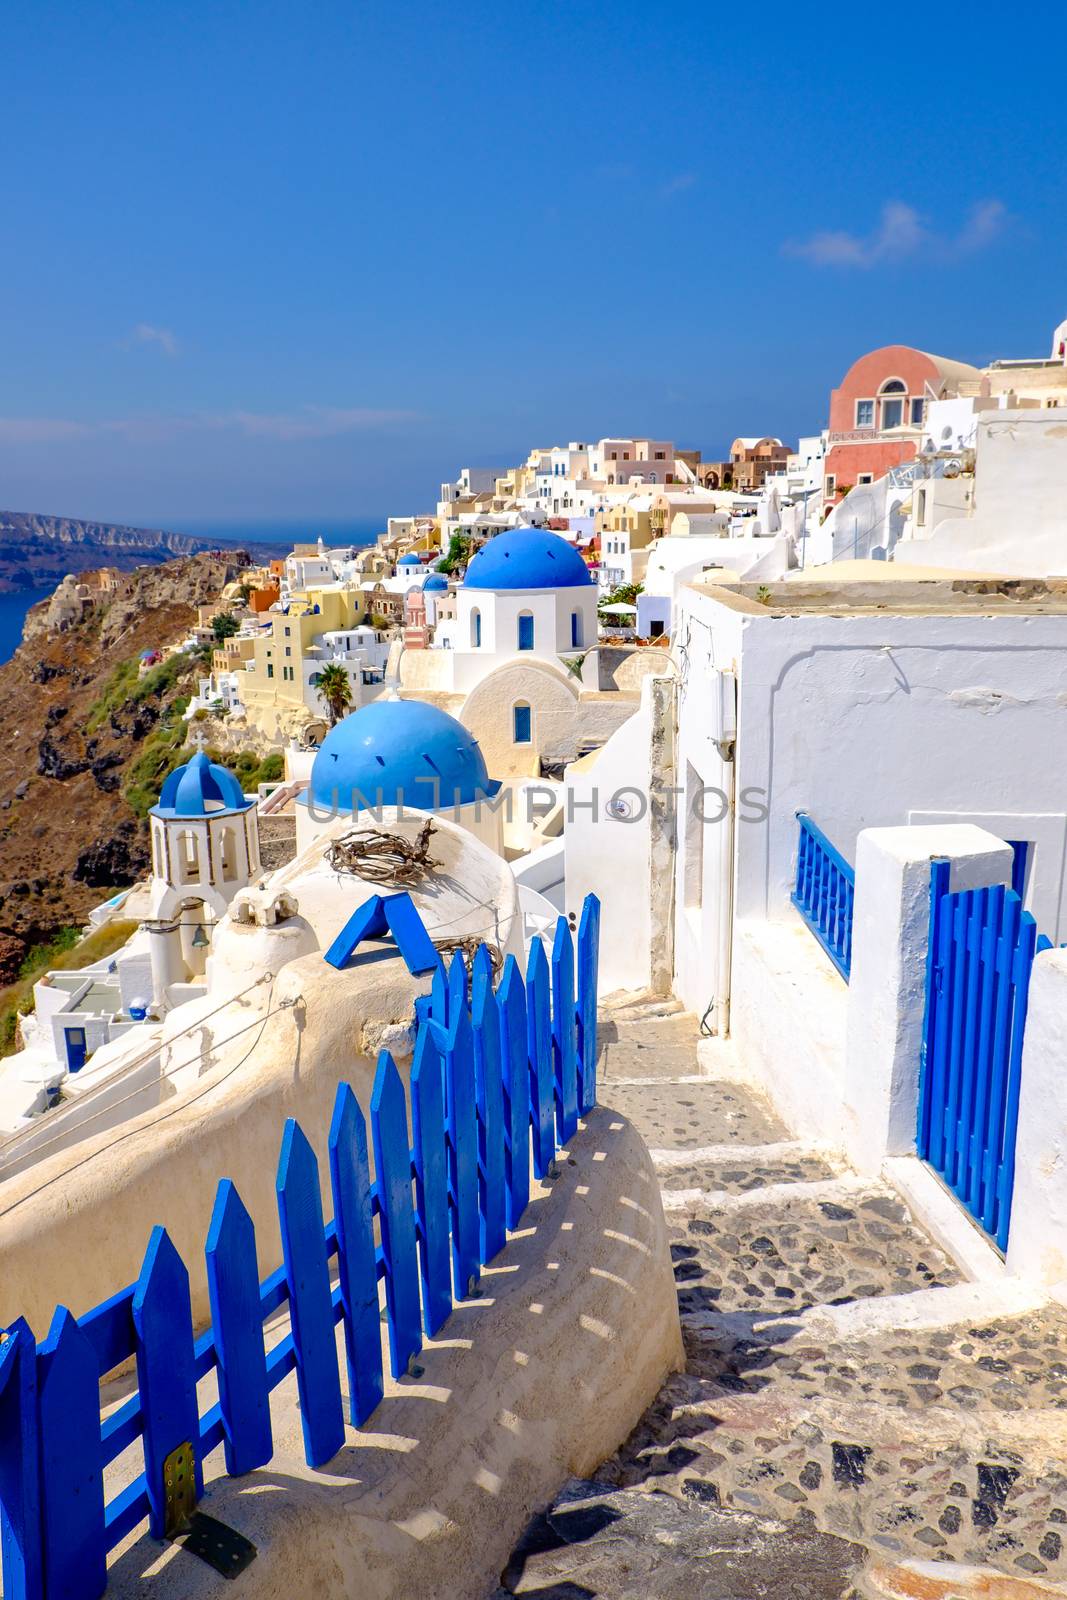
[491,1008,1067,1597]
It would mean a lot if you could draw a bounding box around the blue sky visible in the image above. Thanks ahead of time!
[2,0,1065,530]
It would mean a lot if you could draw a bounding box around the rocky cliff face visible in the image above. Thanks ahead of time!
[0,509,273,591]
[0,553,248,981]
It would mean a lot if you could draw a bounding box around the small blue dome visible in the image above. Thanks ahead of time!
[462,528,592,591]
[423,574,448,592]
[154,751,251,817]
[302,701,498,813]
[398,552,422,567]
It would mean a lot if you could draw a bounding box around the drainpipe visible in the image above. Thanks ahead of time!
[715,669,738,1037]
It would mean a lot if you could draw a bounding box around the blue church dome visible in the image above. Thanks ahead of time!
[423,573,448,592]
[398,552,422,567]
[154,751,251,817]
[462,527,592,591]
[302,701,498,813]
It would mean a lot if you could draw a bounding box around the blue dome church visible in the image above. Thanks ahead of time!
[296,700,502,852]
[146,749,261,1002]
[457,527,597,669]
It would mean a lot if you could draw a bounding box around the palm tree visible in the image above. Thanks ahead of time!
[316,663,352,726]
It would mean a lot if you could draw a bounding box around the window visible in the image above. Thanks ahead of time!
[879,378,906,431]
[179,830,201,883]
[471,608,482,648]
[267,663,274,678]
[517,612,534,650]
[857,473,873,485]
[571,610,582,648]
[910,397,925,425]
[219,827,238,883]
[855,399,875,428]
[284,645,291,656]
[513,703,532,744]
[824,474,836,496]
[654,450,665,459]
[649,618,664,638]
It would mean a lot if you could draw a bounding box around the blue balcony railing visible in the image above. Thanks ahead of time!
[791,813,855,981]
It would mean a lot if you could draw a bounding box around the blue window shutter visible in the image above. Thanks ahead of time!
[518,613,534,650]
[513,705,531,744]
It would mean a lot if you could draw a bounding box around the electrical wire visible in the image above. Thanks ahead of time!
[0,973,273,1164]
[0,983,302,1218]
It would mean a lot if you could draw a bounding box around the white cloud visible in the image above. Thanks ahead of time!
[0,418,94,443]
[127,322,179,356]
[661,172,697,199]
[784,200,1008,268]
[221,406,417,440]
[0,405,418,447]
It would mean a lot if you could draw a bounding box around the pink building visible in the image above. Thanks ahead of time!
[824,345,981,509]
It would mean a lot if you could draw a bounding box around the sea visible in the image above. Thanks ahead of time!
[0,587,55,666]
[0,519,384,667]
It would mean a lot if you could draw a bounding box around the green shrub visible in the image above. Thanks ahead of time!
[0,920,140,1059]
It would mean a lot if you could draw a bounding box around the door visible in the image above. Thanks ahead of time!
[64,1027,88,1073]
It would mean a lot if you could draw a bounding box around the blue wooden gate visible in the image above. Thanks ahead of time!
[916,860,1040,1252]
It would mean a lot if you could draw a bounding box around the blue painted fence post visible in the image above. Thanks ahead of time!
[328,1083,385,1425]
[132,1227,202,1538]
[276,1121,345,1468]
[471,943,493,1020]
[577,894,600,1114]
[997,911,1038,1252]
[37,1307,106,1599]
[371,1052,423,1377]
[473,974,507,1264]
[411,1026,452,1336]
[498,956,530,1229]
[205,1180,272,1477]
[0,1318,43,1600]
[446,972,481,1294]
[525,938,555,1179]
[551,918,578,1145]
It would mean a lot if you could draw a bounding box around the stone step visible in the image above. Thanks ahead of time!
[598,1302,1067,1588]
[599,989,689,1023]
[668,1186,961,1335]
[602,1077,788,1151]
[651,1141,839,1197]
[491,1475,866,1598]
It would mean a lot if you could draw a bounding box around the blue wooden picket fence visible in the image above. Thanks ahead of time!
[791,812,855,981]
[0,896,600,1600]
[917,862,1037,1252]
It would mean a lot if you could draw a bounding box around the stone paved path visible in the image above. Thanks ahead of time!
[491,1005,1067,1598]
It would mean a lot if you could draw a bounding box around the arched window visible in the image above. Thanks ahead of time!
[179,829,201,883]
[219,826,238,882]
[879,378,907,431]
[513,702,532,744]
[570,610,582,649]
[517,611,534,651]
[151,824,163,878]
[471,608,482,648]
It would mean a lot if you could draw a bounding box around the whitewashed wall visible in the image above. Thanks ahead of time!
[671,582,1067,1028]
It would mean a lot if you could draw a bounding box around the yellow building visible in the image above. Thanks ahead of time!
[595,493,657,549]
[240,584,367,739]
